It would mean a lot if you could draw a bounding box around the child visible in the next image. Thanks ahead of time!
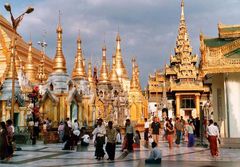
[121,135,128,152]
[145,141,162,164]
[81,132,90,146]
[133,130,141,148]
[116,128,122,145]
[149,135,154,145]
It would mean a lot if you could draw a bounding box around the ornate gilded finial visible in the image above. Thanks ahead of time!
[130,57,138,89]
[24,39,36,82]
[114,32,128,81]
[57,10,62,31]
[88,60,93,80]
[38,52,47,83]
[135,63,141,90]
[109,54,119,83]
[72,35,87,79]
[53,12,67,73]
[116,32,121,50]
[5,40,17,79]
[99,44,109,83]
[181,0,185,21]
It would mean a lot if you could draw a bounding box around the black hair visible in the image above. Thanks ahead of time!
[152,141,157,148]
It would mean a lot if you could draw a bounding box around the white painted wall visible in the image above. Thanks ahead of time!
[226,73,240,137]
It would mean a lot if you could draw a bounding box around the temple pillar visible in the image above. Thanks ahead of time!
[78,103,83,126]
[195,93,200,117]
[66,102,70,119]
[59,96,64,121]
[176,94,180,117]
[53,105,58,123]
[2,101,6,121]
[19,107,26,126]
[92,104,96,126]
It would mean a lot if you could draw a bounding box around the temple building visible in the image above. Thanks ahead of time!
[147,0,210,120]
[200,23,240,138]
[0,12,147,127]
[0,14,53,126]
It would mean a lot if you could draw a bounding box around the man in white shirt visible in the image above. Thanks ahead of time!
[81,133,90,146]
[207,119,220,157]
[92,118,106,160]
[144,118,149,145]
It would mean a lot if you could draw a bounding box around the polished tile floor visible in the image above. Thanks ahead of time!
[1,140,240,167]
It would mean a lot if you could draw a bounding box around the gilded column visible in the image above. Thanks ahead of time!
[176,94,180,117]
[19,109,25,126]
[78,103,83,126]
[53,105,58,123]
[66,103,70,119]
[2,101,6,121]
[195,93,200,117]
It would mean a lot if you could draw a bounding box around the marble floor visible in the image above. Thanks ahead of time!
[1,140,240,167]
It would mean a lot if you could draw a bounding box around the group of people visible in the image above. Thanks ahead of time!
[58,118,90,150]
[0,120,14,160]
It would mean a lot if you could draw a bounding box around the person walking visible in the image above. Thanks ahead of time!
[166,119,174,149]
[133,130,141,148]
[175,117,183,147]
[6,120,14,157]
[62,122,71,150]
[105,121,117,161]
[187,121,195,147]
[58,121,64,143]
[125,119,134,152]
[207,120,219,157]
[144,118,149,146]
[151,117,161,144]
[116,128,122,145]
[0,122,8,160]
[92,118,106,160]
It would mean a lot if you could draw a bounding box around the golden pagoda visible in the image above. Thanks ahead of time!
[114,33,130,92]
[24,40,36,83]
[147,0,210,119]
[72,36,87,80]
[99,45,109,83]
[0,14,53,126]
[128,58,148,127]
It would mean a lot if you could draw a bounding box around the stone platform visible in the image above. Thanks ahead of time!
[1,140,240,167]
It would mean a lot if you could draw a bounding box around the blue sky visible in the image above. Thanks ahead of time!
[0,0,240,87]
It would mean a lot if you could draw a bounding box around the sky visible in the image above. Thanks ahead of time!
[0,0,240,87]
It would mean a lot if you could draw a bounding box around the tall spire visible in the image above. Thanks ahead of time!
[168,0,198,80]
[114,33,128,81]
[109,54,119,83]
[99,45,109,83]
[88,60,95,88]
[24,40,36,82]
[130,57,138,90]
[181,0,185,21]
[5,40,17,79]
[72,35,87,79]
[174,0,192,60]
[53,11,67,73]
[135,63,141,90]
[37,52,47,83]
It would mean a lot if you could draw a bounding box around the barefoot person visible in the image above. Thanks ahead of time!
[207,119,219,157]
[125,119,134,152]
[105,121,117,161]
[151,117,161,144]
[92,118,106,160]
[145,141,162,164]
